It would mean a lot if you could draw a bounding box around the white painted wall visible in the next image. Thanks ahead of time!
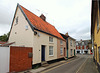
[8,6,58,64]
[33,30,57,64]
[8,7,33,47]
[0,47,10,73]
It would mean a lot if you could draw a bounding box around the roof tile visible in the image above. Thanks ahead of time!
[20,5,64,40]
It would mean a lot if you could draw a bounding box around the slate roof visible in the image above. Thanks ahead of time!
[19,5,64,40]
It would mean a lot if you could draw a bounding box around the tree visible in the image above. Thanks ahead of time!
[0,32,9,42]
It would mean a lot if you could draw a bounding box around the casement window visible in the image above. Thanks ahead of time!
[49,37,53,42]
[76,43,78,45]
[16,16,18,24]
[97,12,99,32]
[99,47,100,63]
[60,40,63,45]
[49,46,53,56]
[25,25,28,30]
[82,42,84,45]
[60,47,63,55]
[70,40,72,46]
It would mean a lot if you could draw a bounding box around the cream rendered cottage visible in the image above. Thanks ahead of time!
[8,4,66,65]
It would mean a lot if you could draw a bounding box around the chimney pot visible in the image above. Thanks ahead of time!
[40,14,46,21]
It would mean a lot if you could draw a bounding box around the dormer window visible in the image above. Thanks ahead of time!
[49,37,53,42]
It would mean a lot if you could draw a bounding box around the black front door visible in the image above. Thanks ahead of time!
[41,45,45,61]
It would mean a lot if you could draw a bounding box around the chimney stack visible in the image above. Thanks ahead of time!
[65,32,68,36]
[40,14,46,21]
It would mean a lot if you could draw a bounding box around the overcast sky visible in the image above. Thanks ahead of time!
[0,0,91,41]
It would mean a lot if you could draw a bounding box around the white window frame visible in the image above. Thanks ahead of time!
[49,37,53,42]
[25,25,28,30]
[97,10,99,32]
[76,43,78,45]
[49,46,53,56]
[82,42,84,45]
[60,40,63,45]
[70,40,72,46]
[60,47,63,55]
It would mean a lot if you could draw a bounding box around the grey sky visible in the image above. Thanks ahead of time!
[0,0,91,40]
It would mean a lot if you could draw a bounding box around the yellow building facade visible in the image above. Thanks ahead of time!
[91,0,100,72]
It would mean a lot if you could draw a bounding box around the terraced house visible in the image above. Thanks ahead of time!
[60,33,76,59]
[8,3,66,70]
[76,40,90,54]
[91,0,100,72]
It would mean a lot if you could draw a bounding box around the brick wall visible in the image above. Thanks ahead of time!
[10,46,32,72]
[57,39,66,59]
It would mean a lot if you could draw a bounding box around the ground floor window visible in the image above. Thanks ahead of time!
[49,46,53,56]
[99,47,100,63]
[60,47,63,55]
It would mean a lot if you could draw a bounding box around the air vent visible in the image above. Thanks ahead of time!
[34,31,37,35]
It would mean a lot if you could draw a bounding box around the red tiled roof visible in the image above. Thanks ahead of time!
[20,5,64,40]
[0,41,7,45]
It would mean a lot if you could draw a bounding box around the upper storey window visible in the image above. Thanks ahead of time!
[15,16,18,25]
[49,37,53,42]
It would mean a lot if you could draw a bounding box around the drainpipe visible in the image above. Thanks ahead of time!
[92,34,94,57]
[94,42,97,67]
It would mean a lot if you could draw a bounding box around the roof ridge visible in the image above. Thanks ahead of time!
[19,4,56,28]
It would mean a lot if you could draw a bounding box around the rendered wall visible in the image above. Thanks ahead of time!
[0,47,10,73]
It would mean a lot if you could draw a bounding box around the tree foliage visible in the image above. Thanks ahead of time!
[0,32,9,42]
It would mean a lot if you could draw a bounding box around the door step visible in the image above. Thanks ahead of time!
[41,61,49,67]
[64,57,67,60]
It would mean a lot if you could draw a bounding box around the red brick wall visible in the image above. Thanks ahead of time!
[10,46,32,72]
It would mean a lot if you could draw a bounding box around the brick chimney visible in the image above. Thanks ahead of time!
[65,32,68,36]
[40,14,46,21]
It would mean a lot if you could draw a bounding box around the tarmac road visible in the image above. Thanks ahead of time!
[42,54,90,73]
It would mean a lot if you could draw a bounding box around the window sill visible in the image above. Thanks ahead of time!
[49,55,54,57]
[60,44,63,45]
[60,54,63,56]
[49,42,54,44]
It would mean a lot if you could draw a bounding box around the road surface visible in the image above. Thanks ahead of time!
[42,54,89,73]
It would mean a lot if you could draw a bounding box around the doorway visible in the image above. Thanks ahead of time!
[41,45,45,61]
